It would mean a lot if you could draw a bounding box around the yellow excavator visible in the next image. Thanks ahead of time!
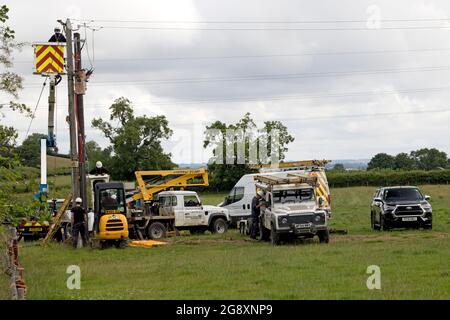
[91,182,129,249]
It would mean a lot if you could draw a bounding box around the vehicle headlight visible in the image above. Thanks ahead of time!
[384,205,396,211]
[315,215,321,222]
[422,204,432,212]
[278,216,288,225]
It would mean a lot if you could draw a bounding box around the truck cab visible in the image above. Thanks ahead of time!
[256,174,329,245]
[156,191,230,234]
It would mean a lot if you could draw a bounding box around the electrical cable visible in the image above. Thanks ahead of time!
[24,77,47,140]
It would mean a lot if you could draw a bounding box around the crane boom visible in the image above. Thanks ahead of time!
[132,168,209,202]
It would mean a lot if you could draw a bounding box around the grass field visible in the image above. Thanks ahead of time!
[1,185,450,300]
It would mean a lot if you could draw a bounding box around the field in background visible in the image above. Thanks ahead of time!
[1,185,449,299]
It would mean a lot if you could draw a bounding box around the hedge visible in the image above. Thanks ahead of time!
[327,169,450,188]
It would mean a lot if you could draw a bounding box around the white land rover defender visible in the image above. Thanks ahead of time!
[255,173,330,245]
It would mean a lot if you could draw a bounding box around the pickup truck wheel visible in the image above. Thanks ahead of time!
[271,225,281,245]
[318,229,330,243]
[370,212,376,230]
[379,214,388,231]
[147,222,166,240]
[211,218,228,234]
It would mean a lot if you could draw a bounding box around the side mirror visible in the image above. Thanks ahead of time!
[374,197,383,203]
[424,195,431,201]
[318,198,324,206]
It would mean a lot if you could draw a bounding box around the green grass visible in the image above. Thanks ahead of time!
[1,185,450,300]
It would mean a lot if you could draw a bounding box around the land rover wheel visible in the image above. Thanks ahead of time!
[271,225,281,246]
[147,222,166,240]
[260,225,270,241]
[318,229,330,243]
[211,218,228,234]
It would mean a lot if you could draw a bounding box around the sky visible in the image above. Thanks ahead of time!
[1,0,450,164]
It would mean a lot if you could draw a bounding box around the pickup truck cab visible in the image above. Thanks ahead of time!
[371,186,432,230]
[144,190,230,238]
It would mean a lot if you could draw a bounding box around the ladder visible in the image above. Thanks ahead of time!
[43,193,72,244]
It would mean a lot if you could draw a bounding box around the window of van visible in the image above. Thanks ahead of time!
[226,187,245,204]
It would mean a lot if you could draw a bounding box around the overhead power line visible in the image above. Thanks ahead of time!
[72,18,450,24]
[13,47,450,64]
[22,64,450,88]
[96,25,450,31]
[9,85,450,110]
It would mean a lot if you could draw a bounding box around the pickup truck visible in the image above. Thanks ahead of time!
[371,186,432,230]
[128,190,230,239]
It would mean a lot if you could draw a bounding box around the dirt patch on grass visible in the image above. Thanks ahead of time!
[331,232,450,243]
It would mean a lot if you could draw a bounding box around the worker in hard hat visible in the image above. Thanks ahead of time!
[71,197,87,248]
[48,27,66,42]
[89,160,110,175]
[250,190,265,239]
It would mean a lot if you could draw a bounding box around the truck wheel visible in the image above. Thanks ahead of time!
[260,225,271,241]
[371,212,378,230]
[239,222,246,235]
[271,225,281,245]
[318,229,330,243]
[147,222,166,240]
[211,218,228,234]
[423,223,432,230]
[380,214,388,231]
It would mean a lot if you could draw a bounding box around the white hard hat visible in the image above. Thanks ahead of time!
[96,161,103,169]
[75,197,82,203]
[257,190,264,197]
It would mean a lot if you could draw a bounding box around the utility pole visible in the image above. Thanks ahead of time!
[61,19,79,202]
[74,32,87,208]
[47,76,55,149]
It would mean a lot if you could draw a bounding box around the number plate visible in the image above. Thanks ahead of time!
[295,223,312,229]
[29,228,42,232]
[402,217,418,222]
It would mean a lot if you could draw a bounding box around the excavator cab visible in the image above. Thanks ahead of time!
[92,182,129,248]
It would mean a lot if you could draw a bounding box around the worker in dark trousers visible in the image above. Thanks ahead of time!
[71,197,87,248]
[250,190,265,239]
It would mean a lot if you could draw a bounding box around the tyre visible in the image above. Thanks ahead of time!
[115,239,128,249]
[260,224,271,241]
[379,214,389,231]
[147,222,166,240]
[211,218,228,234]
[371,212,378,230]
[423,223,433,230]
[239,222,246,235]
[270,225,281,245]
[317,229,330,243]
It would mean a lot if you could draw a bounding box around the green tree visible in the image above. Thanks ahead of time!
[85,140,112,172]
[332,163,345,171]
[16,133,47,167]
[367,153,395,170]
[91,97,175,180]
[394,152,416,170]
[410,148,448,170]
[0,5,33,221]
[203,112,294,190]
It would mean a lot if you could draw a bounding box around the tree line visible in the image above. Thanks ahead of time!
[367,149,449,171]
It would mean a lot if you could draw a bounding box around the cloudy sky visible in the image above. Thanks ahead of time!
[2,0,450,164]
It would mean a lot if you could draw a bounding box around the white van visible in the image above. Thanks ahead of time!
[218,167,331,225]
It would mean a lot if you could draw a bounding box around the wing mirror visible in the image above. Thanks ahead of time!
[374,197,383,203]
[318,198,324,206]
[424,195,431,201]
